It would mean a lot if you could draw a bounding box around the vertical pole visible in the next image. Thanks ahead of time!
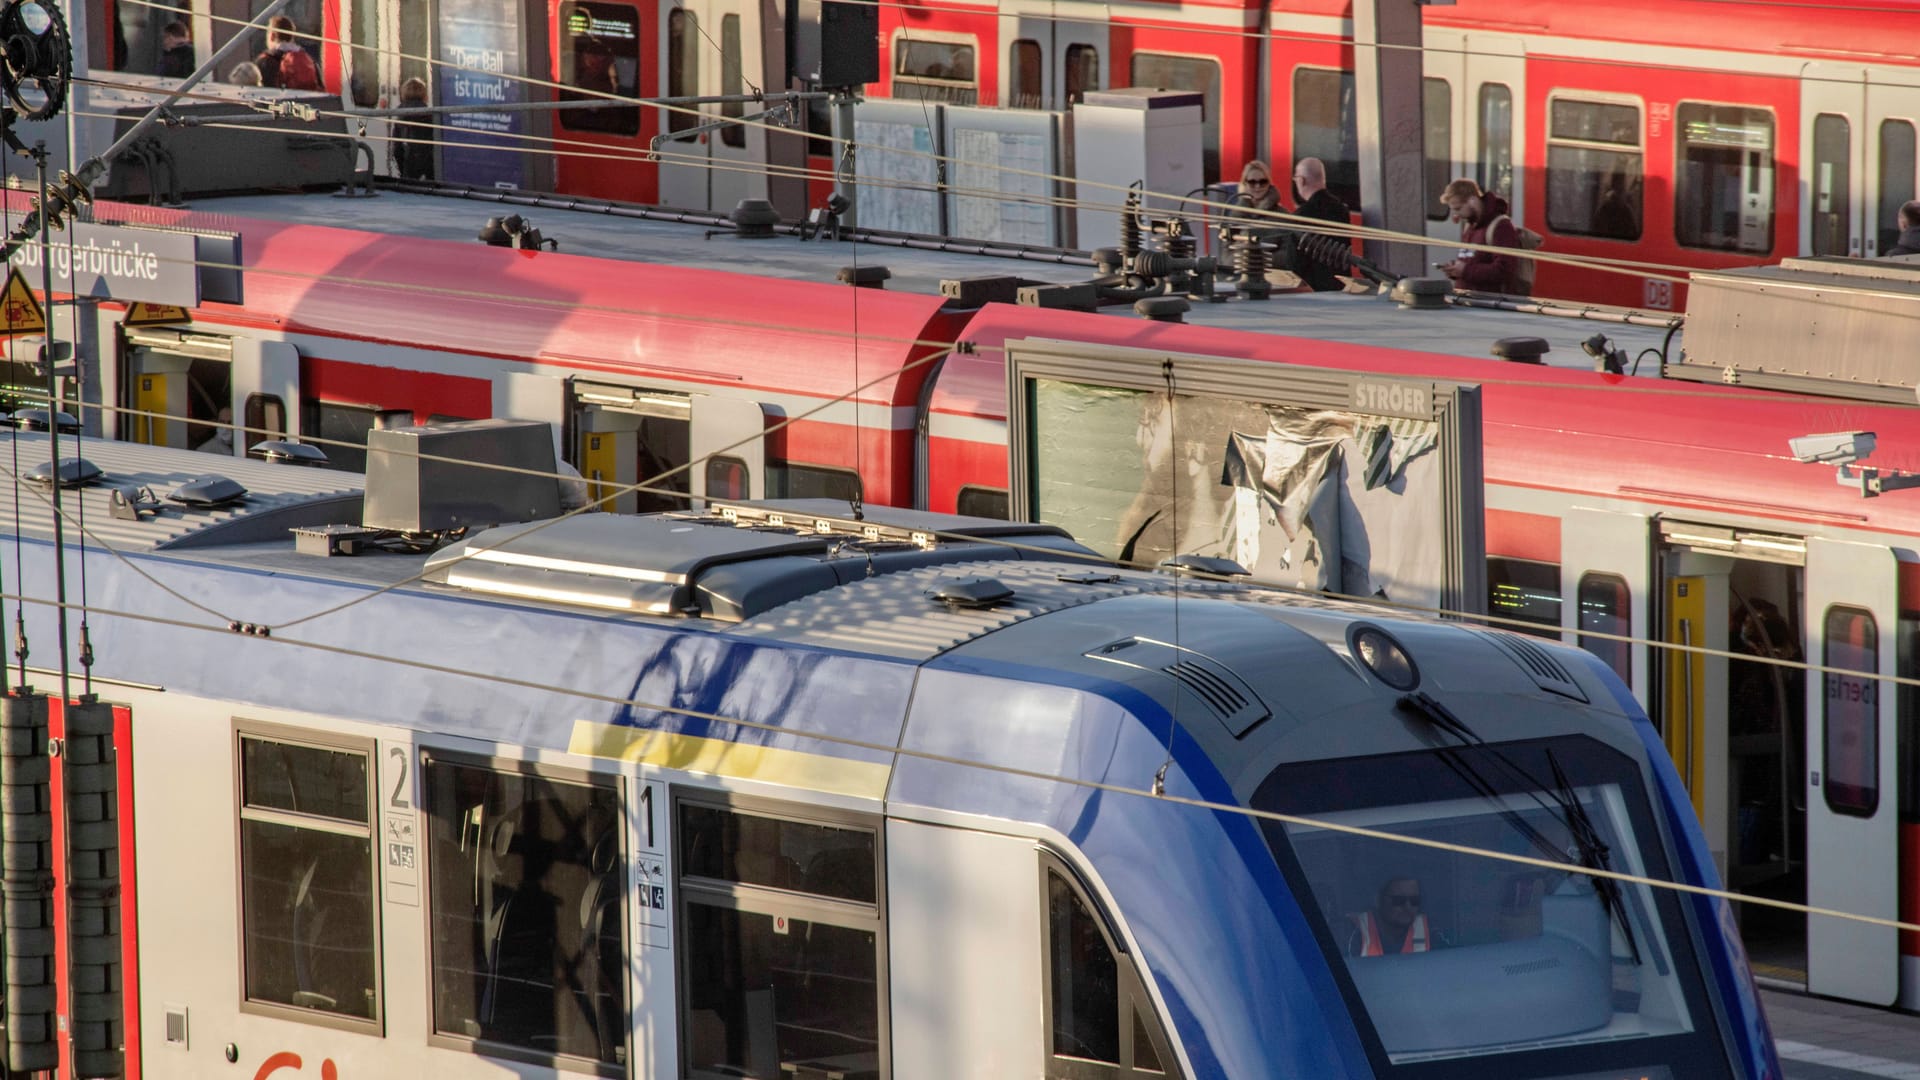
[831,88,856,231]
[1354,0,1428,278]
[35,144,71,708]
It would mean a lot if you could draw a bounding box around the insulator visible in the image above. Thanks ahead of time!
[1298,231,1353,273]
[1120,189,1143,260]
[63,700,122,1079]
[1,692,56,1073]
[1131,250,1171,280]
[1165,222,1194,262]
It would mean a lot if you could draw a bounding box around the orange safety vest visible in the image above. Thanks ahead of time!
[1349,911,1431,956]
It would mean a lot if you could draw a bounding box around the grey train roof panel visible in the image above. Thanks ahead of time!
[0,433,363,552]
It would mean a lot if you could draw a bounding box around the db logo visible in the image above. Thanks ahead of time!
[253,1051,339,1080]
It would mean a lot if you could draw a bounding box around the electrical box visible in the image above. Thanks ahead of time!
[787,0,879,88]
[364,418,562,532]
[1071,89,1205,252]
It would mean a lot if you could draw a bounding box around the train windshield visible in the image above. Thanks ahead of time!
[1253,737,1734,1079]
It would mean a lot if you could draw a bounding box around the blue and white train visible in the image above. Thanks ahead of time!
[0,425,1777,1080]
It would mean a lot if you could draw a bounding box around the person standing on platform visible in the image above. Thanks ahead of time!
[1439,178,1526,295]
[158,20,194,78]
[1290,157,1350,291]
[256,15,322,91]
[392,77,436,181]
[1887,200,1920,256]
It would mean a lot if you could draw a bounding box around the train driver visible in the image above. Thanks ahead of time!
[1347,876,1441,956]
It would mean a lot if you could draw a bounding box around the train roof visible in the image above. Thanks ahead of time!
[164,188,1679,372]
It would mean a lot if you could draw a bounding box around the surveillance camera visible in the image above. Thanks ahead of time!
[1789,430,1876,466]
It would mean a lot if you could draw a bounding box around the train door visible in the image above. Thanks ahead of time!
[1559,508,1650,703]
[571,380,765,511]
[999,3,1106,111]
[342,0,434,173]
[656,0,768,212]
[553,0,651,201]
[1803,63,1866,257]
[1422,30,1466,246]
[1464,35,1524,226]
[119,327,298,454]
[1803,537,1898,1005]
[1864,72,1920,258]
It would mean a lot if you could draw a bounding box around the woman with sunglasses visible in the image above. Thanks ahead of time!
[1233,160,1282,215]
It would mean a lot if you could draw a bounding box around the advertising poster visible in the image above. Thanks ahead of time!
[438,0,526,189]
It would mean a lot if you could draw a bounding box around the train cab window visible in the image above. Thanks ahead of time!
[559,2,641,136]
[1131,54,1221,186]
[244,393,286,446]
[1577,572,1633,685]
[1255,740,1734,1078]
[1812,114,1853,257]
[1042,859,1177,1078]
[1879,120,1916,255]
[1822,606,1880,817]
[1011,39,1043,109]
[1293,67,1360,214]
[1477,84,1514,202]
[1066,45,1100,106]
[676,798,885,1079]
[307,402,380,471]
[894,39,979,105]
[956,484,1009,520]
[1675,103,1774,253]
[1424,77,1452,221]
[668,10,700,132]
[1546,97,1643,240]
[424,756,627,1069]
[236,730,379,1027]
[706,455,749,500]
[1486,557,1560,640]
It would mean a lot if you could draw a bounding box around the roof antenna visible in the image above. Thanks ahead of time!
[848,476,864,522]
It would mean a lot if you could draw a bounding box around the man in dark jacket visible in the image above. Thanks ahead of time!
[1439,178,1526,294]
[1888,201,1920,256]
[1289,157,1351,291]
[158,21,193,78]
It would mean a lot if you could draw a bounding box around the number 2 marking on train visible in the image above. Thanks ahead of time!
[388,745,411,809]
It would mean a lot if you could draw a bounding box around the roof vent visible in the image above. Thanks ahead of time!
[167,474,248,508]
[730,199,781,239]
[1491,336,1550,364]
[1160,554,1249,577]
[1391,276,1450,309]
[1135,296,1189,323]
[25,457,102,488]
[1479,630,1588,702]
[928,576,1014,610]
[249,439,330,466]
[7,408,80,433]
[837,265,890,289]
[1086,636,1270,737]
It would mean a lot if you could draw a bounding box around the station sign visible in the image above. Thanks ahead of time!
[6,222,215,307]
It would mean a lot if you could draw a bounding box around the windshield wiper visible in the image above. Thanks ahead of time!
[1396,691,1643,966]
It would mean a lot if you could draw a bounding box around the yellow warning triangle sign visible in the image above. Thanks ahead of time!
[0,268,45,335]
[125,301,190,327]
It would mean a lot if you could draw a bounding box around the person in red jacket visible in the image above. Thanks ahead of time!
[1438,178,1526,295]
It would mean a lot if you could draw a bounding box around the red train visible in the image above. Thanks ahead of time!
[64,0,1920,309]
[10,186,1920,1014]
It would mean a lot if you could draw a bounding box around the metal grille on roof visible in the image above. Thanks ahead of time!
[1478,630,1588,703]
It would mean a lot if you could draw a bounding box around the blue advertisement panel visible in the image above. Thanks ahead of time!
[438,0,526,189]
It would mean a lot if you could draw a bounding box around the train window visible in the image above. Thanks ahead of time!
[1041,858,1178,1078]
[559,2,641,136]
[1675,103,1774,253]
[773,462,862,503]
[1577,572,1632,684]
[1477,84,1514,202]
[668,10,700,133]
[1066,45,1100,106]
[1546,97,1643,240]
[1486,557,1560,639]
[244,393,286,444]
[307,402,378,471]
[1011,40,1043,109]
[424,756,627,1068]
[676,797,885,1079]
[347,0,377,106]
[894,38,979,105]
[1822,606,1879,817]
[1812,114,1853,257]
[236,730,379,1027]
[1424,78,1452,221]
[1133,54,1222,186]
[1293,67,1360,214]
[1255,739,1731,1076]
[956,485,1010,520]
[1897,616,1917,824]
[706,455,749,500]
[720,15,745,148]
[1878,120,1916,255]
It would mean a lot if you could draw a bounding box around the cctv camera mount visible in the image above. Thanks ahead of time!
[1835,462,1920,498]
